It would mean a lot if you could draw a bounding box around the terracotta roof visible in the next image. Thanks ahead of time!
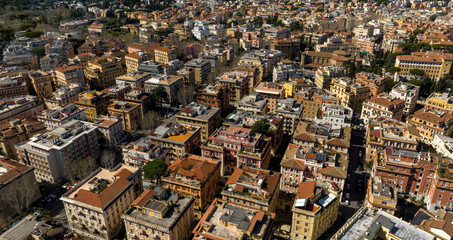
[293,133,316,142]
[167,155,219,181]
[0,157,32,185]
[412,108,453,125]
[155,46,171,53]
[367,95,404,108]
[320,166,347,179]
[125,52,143,59]
[130,189,156,207]
[326,138,348,148]
[226,167,279,196]
[295,181,316,199]
[280,144,307,170]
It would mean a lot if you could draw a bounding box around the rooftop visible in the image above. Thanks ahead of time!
[0,157,33,185]
[177,102,220,121]
[164,155,219,187]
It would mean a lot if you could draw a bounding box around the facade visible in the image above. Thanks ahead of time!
[154,46,177,64]
[16,120,100,183]
[27,71,54,101]
[395,52,453,80]
[61,165,143,240]
[355,72,385,97]
[0,157,40,225]
[162,155,220,218]
[0,119,46,159]
[314,65,347,89]
[175,102,221,142]
[149,122,201,159]
[0,76,29,99]
[54,65,85,87]
[254,82,285,112]
[144,74,183,106]
[366,176,398,214]
[315,104,353,129]
[222,167,280,212]
[0,95,45,126]
[330,77,370,108]
[37,103,86,130]
[196,85,229,110]
[75,91,110,122]
[389,82,420,116]
[107,101,142,131]
[125,52,153,74]
[94,115,127,146]
[291,181,340,240]
[407,108,453,144]
[192,198,275,240]
[201,125,272,175]
[184,59,211,83]
[361,94,405,124]
[425,92,453,114]
[237,93,268,115]
[115,71,152,88]
[122,187,194,240]
[273,98,303,134]
[216,71,250,105]
[45,83,82,108]
[84,56,126,90]
[122,137,162,168]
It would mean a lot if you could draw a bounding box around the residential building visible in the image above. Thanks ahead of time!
[273,98,303,134]
[192,198,275,240]
[75,91,110,122]
[27,71,53,101]
[149,122,201,159]
[196,85,229,110]
[45,83,82,108]
[184,59,211,83]
[330,77,370,108]
[291,181,340,240]
[389,82,420,116]
[144,74,183,106]
[0,76,29,99]
[425,92,453,114]
[16,120,100,183]
[125,52,153,74]
[108,101,142,131]
[301,50,359,69]
[0,157,40,225]
[162,155,220,218]
[316,104,353,129]
[154,46,177,64]
[395,52,453,80]
[122,137,163,168]
[115,71,152,88]
[68,53,96,67]
[84,56,126,90]
[366,176,397,214]
[222,167,280,212]
[201,126,272,175]
[61,165,143,240]
[237,93,268,115]
[122,187,194,240]
[175,102,221,142]
[314,65,347,89]
[94,115,127,146]
[0,95,45,126]
[216,71,250,105]
[270,38,300,58]
[254,82,285,112]
[37,103,86,130]
[54,65,85,87]
[77,37,125,57]
[355,72,385,97]
[272,60,301,83]
[297,88,340,120]
[239,49,283,79]
[411,209,453,240]
[123,88,153,117]
[234,65,261,92]
[88,23,105,35]
[0,119,46,159]
[104,84,131,100]
[407,108,453,144]
[361,94,405,124]
[332,209,435,240]
[315,37,344,52]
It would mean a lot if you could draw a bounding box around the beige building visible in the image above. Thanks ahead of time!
[123,187,194,240]
[75,91,110,122]
[330,77,371,108]
[154,46,177,64]
[291,181,340,240]
[425,92,453,114]
[144,74,183,106]
[0,119,46,159]
[367,176,397,214]
[84,56,126,90]
[175,102,221,142]
[254,82,285,112]
[54,65,85,87]
[216,71,250,105]
[125,52,153,74]
[389,82,420,116]
[61,165,143,240]
[27,71,54,101]
[407,108,453,144]
[108,101,142,131]
[0,95,45,126]
[395,52,453,80]
[361,94,405,124]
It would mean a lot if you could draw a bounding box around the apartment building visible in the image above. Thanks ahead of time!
[366,176,398,214]
[314,65,347,89]
[61,165,143,240]
[361,94,405,124]
[16,120,100,183]
[193,198,275,240]
[68,53,96,67]
[144,74,183,106]
[162,155,220,218]
[234,65,261,92]
[154,46,177,64]
[254,82,285,112]
[389,82,420,116]
[0,95,45,126]
[407,108,453,144]
[94,115,127,146]
[45,84,82,109]
[0,157,40,224]
[126,133,163,164]
[123,187,194,240]
[315,37,344,52]
[291,181,339,240]
[222,167,280,212]
[201,126,272,175]
[0,76,28,99]
[184,59,211,83]
[149,122,200,159]
[54,65,85,87]
[0,119,46,159]
[425,92,453,114]
[175,102,221,142]
[196,85,229,110]
[395,52,453,80]
[115,71,153,88]
[315,104,353,129]
[75,91,110,122]
[270,38,301,58]
[37,103,86,130]
[273,98,303,134]
[124,52,153,74]
[296,88,339,120]
[355,72,385,97]
[107,101,142,131]
[237,93,268,115]
[239,49,283,79]
[330,78,370,108]
[84,56,126,90]
[216,71,250,105]
[27,71,53,101]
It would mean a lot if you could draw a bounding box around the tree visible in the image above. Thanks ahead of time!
[153,86,168,107]
[387,67,401,74]
[177,84,196,106]
[0,28,14,42]
[384,78,398,92]
[140,111,162,131]
[143,158,167,181]
[65,156,99,184]
[30,47,45,59]
[410,69,425,76]
[23,30,43,38]
[100,149,117,169]
[252,17,263,27]
[251,119,270,134]
[429,15,438,21]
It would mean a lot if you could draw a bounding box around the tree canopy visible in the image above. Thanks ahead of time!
[143,158,168,180]
[251,119,270,134]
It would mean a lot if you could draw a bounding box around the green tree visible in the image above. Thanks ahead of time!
[252,17,263,27]
[23,30,43,38]
[251,119,270,134]
[0,28,14,42]
[387,67,401,74]
[153,86,168,107]
[30,47,46,59]
[410,69,425,76]
[143,158,168,181]
[429,15,438,21]
[384,78,398,92]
